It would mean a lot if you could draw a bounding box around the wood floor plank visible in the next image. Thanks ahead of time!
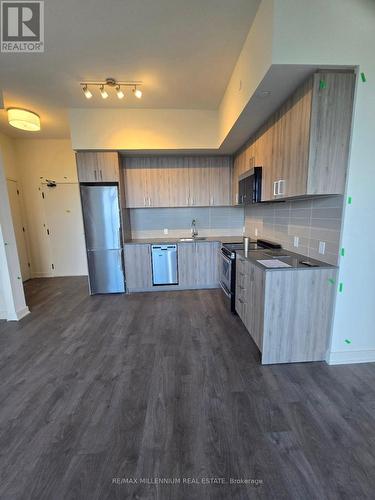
[0,277,375,499]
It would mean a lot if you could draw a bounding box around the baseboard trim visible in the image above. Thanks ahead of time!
[327,349,375,365]
[6,306,30,321]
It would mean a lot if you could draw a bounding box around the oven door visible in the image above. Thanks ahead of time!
[219,250,232,295]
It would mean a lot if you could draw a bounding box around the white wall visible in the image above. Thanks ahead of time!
[69,108,219,151]
[271,0,375,363]
[14,139,87,278]
[0,148,29,320]
[0,133,21,319]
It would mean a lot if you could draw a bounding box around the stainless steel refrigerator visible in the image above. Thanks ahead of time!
[80,185,125,294]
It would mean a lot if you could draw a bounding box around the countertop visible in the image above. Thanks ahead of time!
[124,236,243,245]
[236,248,337,271]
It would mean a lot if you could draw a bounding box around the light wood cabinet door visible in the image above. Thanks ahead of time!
[187,158,210,207]
[124,244,152,291]
[245,262,265,350]
[209,158,231,206]
[123,158,149,208]
[76,152,98,182]
[167,157,190,207]
[76,152,119,183]
[307,72,355,195]
[195,242,220,286]
[177,243,196,287]
[95,152,120,182]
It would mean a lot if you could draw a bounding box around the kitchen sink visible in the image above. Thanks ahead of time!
[178,237,207,242]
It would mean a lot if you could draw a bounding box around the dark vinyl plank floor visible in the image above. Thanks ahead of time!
[0,277,375,499]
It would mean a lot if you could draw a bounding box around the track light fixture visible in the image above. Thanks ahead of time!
[80,78,143,101]
[133,86,142,99]
[82,84,92,99]
[100,85,108,99]
[116,85,124,99]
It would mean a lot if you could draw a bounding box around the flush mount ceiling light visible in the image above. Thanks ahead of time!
[7,108,41,131]
[80,78,143,100]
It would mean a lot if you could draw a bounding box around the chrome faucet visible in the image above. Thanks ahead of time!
[191,219,198,238]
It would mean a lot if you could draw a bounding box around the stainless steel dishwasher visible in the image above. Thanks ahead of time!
[151,244,178,285]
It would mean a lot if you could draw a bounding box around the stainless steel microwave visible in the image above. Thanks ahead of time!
[238,167,262,205]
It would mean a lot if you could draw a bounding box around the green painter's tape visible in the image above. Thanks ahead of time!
[328,278,335,285]
[339,283,344,293]
[341,248,345,257]
[360,72,366,82]
[345,339,352,345]
[348,196,352,205]
[319,79,327,89]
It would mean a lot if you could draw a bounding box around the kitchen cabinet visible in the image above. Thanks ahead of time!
[124,244,152,291]
[178,241,220,288]
[123,156,232,208]
[177,243,197,287]
[76,152,120,183]
[123,241,220,292]
[195,241,220,286]
[233,71,355,202]
[209,157,232,206]
[235,254,337,364]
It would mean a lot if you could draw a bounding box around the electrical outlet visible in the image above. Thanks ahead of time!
[319,241,326,254]
[293,236,299,248]
[255,228,258,237]
[163,228,168,235]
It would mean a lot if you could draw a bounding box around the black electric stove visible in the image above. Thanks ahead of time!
[219,239,282,313]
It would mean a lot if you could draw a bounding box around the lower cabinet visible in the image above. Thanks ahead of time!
[124,244,152,292]
[235,254,337,364]
[124,241,220,292]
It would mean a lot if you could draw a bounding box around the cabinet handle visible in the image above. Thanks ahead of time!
[94,170,97,181]
[100,170,103,181]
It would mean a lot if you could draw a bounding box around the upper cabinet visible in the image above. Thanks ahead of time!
[233,71,355,203]
[123,156,232,208]
[76,152,120,183]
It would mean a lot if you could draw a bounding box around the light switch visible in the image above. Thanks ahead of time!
[319,241,326,254]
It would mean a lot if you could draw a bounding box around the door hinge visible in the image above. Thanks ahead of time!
[51,264,55,270]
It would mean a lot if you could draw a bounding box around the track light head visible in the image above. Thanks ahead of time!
[133,86,142,99]
[100,85,108,99]
[82,84,93,99]
[116,85,124,99]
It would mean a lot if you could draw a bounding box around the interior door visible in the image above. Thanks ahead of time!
[43,183,88,276]
[6,180,30,281]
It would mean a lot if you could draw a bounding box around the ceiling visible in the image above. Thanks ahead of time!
[0,0,260,139]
